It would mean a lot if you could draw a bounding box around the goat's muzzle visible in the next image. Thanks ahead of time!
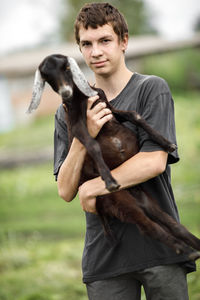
[58,85,73,98]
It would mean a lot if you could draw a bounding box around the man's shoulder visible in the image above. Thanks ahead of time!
[135,73,170,94]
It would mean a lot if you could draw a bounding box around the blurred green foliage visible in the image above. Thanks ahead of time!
[0,115,55,152]
[0,91,200,299]
[142,49,200,92]
[60,0,156,41]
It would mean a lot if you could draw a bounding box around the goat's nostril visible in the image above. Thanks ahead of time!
[59,85,73,98]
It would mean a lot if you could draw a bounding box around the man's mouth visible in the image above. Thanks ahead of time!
[92,60,108,67]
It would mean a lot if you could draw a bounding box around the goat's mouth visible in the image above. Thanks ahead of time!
[59,85,73,98]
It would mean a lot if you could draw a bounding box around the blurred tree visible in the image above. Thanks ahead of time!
[194,15,200,32]
[59,0,157,41]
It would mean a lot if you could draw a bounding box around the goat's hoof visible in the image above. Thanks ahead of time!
[106,181,120,192]
[188,251,200,261]
[168,143,177,153]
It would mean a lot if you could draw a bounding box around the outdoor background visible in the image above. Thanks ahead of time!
[0,0,200,299]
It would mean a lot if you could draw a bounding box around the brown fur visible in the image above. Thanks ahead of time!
[38,54,200,260]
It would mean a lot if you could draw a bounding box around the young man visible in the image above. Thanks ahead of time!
[54,3,195,299]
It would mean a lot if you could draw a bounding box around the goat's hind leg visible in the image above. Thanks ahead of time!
[112,109,176,153]
[100,190,189,256]
[150,209,200,253]
[136,190,200,259]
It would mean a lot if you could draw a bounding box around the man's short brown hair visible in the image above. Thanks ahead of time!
[74,2,128,45]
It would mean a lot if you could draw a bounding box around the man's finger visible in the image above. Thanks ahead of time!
[87,95,99,110]
[88,102,107,116]
[97,113,113,128]
[96,108,112,120]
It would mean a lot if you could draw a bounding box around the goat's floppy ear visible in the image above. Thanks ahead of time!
[26,69,45,113]
[68,57,97,97]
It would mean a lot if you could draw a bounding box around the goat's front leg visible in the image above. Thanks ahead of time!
[73,121,120,192]
[112,109,177,153]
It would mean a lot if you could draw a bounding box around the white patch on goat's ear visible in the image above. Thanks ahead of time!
[68,57,97,97]
[26,69,45,113]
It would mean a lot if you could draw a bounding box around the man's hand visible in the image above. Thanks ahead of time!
[79,182,97,214]
[87,95,112,138]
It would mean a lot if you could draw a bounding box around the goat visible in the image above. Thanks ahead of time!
[27,54,200,261]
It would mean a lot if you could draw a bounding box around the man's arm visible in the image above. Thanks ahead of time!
[57,95,113,202]
[57,137,87,202]
[79,150,168,213]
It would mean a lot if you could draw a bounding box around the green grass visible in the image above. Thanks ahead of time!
[0,92,200,299]
[0,115,55,153]
[0,163,87,300]
[0,239,87,300]
[0,163,86,241]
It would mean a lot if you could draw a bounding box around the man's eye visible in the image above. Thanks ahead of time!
[102,39,110,44]
[82,42,91,47]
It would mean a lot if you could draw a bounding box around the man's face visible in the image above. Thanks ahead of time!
[79,24,128,77]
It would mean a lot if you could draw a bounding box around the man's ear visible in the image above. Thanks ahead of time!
[121,33,129,52]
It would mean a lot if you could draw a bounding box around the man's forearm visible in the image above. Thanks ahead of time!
[79,151,168,200]
[57,137,87,202]
[111,151,167,191]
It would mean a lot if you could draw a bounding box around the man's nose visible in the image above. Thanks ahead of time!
[91,44,103,57]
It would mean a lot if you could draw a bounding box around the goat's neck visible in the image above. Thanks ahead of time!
[63,89,88,127]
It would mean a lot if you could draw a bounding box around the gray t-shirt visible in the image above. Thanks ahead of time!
[54,73,195,283]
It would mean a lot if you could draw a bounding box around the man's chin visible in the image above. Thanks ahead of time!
[92,66,111,77]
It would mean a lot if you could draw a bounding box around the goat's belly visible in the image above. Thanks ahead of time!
[81,123,139,182]
[97,127,139,170]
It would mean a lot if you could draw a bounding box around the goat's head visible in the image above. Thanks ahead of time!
[27,54,97,113]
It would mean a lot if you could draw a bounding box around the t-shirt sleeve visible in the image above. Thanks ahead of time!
[54,105,69,180]
[137,82,179,164]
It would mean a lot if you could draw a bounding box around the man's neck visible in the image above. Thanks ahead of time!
[95,67,133,101]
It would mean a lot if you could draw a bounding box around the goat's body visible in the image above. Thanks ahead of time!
[82,117,138,181]
[67,90,200,260]
[28,54,200,261]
